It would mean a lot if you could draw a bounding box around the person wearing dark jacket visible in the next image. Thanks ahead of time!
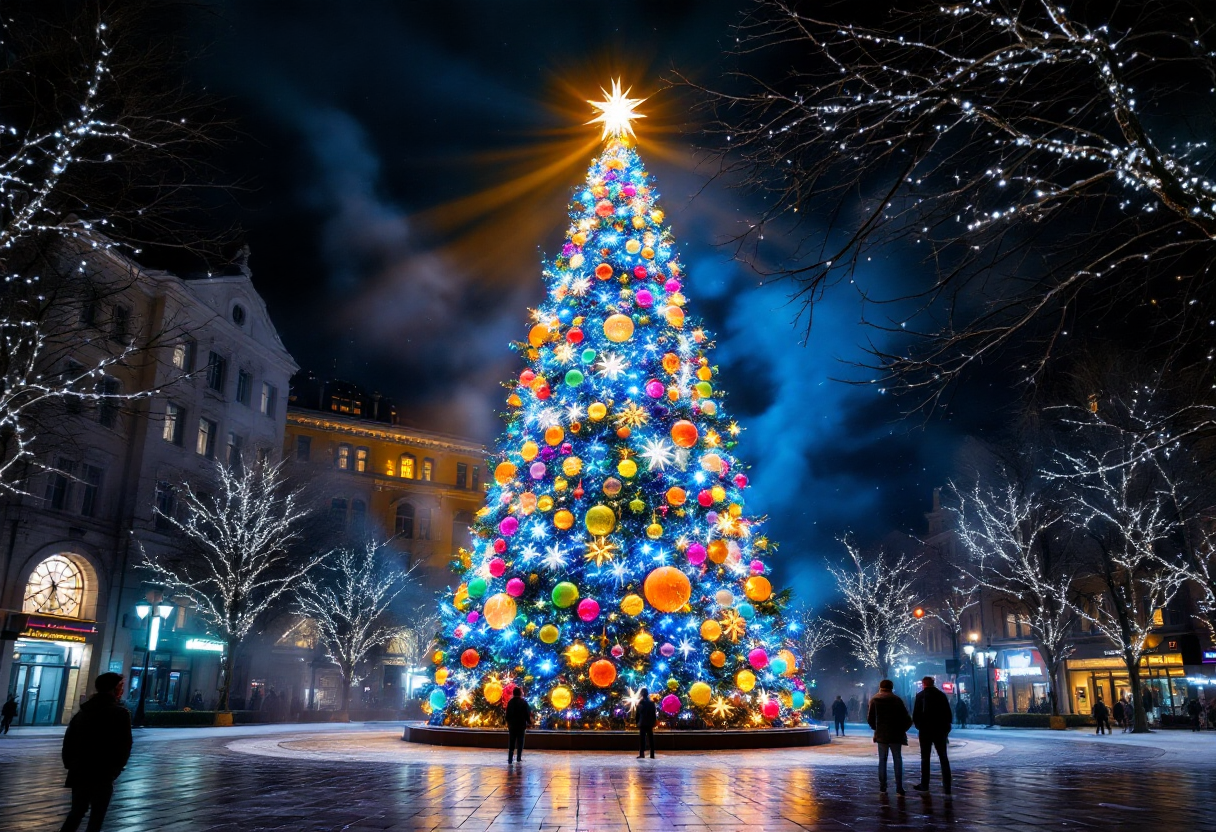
[911,676,952,795]
[59,672,132,832]
[1,693,17,734]
[636,688,657,759]
[867,680,912,795]
[831,695,848,737]
[954,699,969,729]
[1112,699,1126,730]
[1093,699,1110,735]
[505,687,531,763]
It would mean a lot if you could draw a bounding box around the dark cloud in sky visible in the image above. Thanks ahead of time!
[188,0,1016,607]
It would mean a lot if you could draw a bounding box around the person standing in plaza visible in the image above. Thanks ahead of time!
[505,687,531,763]
[1112,698,1125,731]
[58,672,132,832]
[1,693,17,734]
[832,695,848,737]
[1092,699,1110,735]
[912,676,952,795]
[1187,697,1202,732]
[636,688,657,759]
[868,679,912,795]
[954,698,969,729]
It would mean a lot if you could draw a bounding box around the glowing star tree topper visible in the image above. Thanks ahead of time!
[426,81,810,732]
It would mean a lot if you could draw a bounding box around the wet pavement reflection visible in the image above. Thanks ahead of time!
[0,727,1214,830]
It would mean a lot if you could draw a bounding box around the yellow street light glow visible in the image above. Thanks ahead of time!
[587,79,647,140]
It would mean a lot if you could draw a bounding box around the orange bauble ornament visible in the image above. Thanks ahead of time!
[670,420,699,448]
[644,566,692,613]
[744,575,773,603]
[589,659,617,688]
[460,649,480,669]
[483,593,517,630]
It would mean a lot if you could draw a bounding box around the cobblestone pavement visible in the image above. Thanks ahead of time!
[1,723,1214,831]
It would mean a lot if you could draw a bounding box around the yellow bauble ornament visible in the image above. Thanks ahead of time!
[484,680,503,705]
[483,593,518,630]
[554,476,569,492]
[539,624,560,644]
[709,651,726,668]
[494,462,517,485]
[604,314,635,342]
[621,594,645,616]
[737,670,756,693]
[707,540,729,564]
[550,686,572,710]
[618,458,638,478]
[565,642,590,667]
[554,510,575,530]
[625,239,642,254]
[584,504,616,536]
[700,620,722,641]
[633,631,655,654]
[588,402,608,421]
[646,522,663,540]
[435,667,449,685]
[689,682,712,707]
[729,503,743,519]
[453,585,470,610]
[744,575,773,603]
[562,456,583,477]
[711,485,727,502]
[537,495,554,512]
[521,441,539,462]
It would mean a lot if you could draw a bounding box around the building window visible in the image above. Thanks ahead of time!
[355,447,369,473]
[80,465,103,517]
[231,304,246,325]
[472,466,481,491]
[260,383,277,417]
[196,418,217,458]
[155,481,177,530]
[44,459,75,510]
[421,458,434,482]
[111,305,130,343]
[206,352,227,393]
[97,377,121,429]
[171,339,195,371]
[399,454,416,479]
[336,444,352,471]
[23,555,85,617]
[330,498,348,526]
[456,462,468,489]
[417,510,431,541]
[330,395,362,416]
[226,432,243,467]
[163,403,185,444]
[296,435,311,462]
[395,502,415,538]
[351,499,366,532]
[236,370,252,406]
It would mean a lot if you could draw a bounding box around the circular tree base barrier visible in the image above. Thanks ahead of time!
[403,722,831,750]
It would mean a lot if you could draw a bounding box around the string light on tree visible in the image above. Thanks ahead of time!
[425,81,810,731]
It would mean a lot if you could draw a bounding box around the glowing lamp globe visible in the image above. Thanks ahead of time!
[461,649,480,669]
[689,681,712,707]
[551,581,579,608]
[643,566,692,613]
[584,504,616,536]
[550,686,572,710]
[483,594,517,630]
[744,576,772,603]
[589,659,617,688]
[661,694,681,715]
[670,420,699,448]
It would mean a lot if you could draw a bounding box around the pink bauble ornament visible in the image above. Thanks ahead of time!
[560,442,573,455]
[749,560,765,574]
[622,184,637,197]
[734,474,749,488]
[633,266,648,280]
[499,517,519,537]
[501,682,515,703]
[506,577,525,597]
[611,644,625,658]
[661,694,681,715]
[645,380,664,399]
[635,289,654,308]
[697,490,713,507]
[664,279,681,292]
[748,648,769,670]
[489,558,507,577]
[529,462,546,479]
[660,642,676,658]
[577,598,601,622]
[493,538,508,554]
[687,543,707,565]
[466,611,480,624]
[454,625,467,639]
[762,699,780,719]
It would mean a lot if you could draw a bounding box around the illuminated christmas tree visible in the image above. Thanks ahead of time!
[426,81,809,730]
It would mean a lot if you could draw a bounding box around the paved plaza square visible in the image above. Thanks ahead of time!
[1,723,1214,831]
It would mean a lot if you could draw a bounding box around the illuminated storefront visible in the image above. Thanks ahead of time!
[3,612,98,725]
[1066,647,1186,718]
[993,648,1050,713]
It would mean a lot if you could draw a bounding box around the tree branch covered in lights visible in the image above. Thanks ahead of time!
[786,606,833,681]
[295,541,418,712]
[142,461,319,711]
[828,540,922,680]
[950,476,1075,715]
[695,0,1216,410]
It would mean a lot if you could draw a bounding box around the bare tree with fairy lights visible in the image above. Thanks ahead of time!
[142,462,319,712]
[829,540,923,681]
[693,1,1216,412]
[786,606,833,680]
[294,541,418,714]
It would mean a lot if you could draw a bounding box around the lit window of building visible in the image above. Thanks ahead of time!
[399,454,415,479]
[336,444,352,471]
[355,447,369,473]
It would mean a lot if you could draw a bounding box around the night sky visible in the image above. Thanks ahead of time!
[186,1,1014,607]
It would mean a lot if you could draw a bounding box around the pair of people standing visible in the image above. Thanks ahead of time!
[503,687,660,762]
[866,676,952,796]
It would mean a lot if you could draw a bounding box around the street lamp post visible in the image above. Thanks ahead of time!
[985,646,998,728]
[133,598,174,728]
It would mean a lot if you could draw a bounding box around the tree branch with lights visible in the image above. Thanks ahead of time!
[142,461,319,711]
[828,539,923,681]
[693,0,1216,411]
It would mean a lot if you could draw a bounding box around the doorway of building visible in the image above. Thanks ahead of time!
[8,642,70,725]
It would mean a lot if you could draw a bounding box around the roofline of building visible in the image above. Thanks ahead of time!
[286,408,487,455]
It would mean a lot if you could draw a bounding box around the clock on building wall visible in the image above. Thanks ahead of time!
[23,554,85,618]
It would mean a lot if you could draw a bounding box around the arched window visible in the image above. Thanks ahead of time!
[336,444,352,471]
[24,555,86,618]
[399,453,415,479]
[395,502,415,538]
